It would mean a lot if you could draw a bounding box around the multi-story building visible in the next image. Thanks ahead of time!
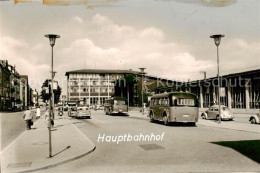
[0,60,11,111]
[8,64,21,109]
[65,69,139,106]
[0,60,35,111]
[20,75,28,109]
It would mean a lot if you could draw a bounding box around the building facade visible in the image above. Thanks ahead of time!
[0,60,11,111]
[65,69,139,106]
[157,69,260,113]
[0,60,34,111]
[20,75,28,109]
[114,74,179,107]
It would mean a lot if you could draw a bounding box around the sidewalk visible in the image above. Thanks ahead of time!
[128,111,260,133]
[1,114,96,173]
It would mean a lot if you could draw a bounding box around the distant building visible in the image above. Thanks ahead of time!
[65,69,139,106]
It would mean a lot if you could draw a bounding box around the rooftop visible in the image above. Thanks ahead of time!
[65,69,140,76]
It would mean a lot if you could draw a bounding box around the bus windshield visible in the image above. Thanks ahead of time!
[114,100,126,105]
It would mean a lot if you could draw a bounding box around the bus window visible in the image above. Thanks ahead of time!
[114,100,126,105]
[176,98,195,107]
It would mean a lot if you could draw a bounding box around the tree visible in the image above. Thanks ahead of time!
[40,79,62,104]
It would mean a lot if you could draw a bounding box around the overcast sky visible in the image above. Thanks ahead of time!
[0,0,259,94]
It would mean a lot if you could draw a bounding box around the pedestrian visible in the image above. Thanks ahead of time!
[23,107,33,130]
[36,107,41,119]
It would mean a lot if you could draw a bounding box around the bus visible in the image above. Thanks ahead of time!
[104,97,128,115]
[149,92,199,126]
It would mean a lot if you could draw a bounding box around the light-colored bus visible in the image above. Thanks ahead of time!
[104,97,128,115]
[149,92,199,126]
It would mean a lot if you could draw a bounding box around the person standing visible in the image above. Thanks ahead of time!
[23,107,33,130]
[36,107,41,119]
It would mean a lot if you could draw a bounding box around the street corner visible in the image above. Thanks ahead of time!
[1,116,96,173]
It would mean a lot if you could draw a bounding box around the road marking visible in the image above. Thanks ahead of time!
[72,123,96,147]
[0,130,26,156]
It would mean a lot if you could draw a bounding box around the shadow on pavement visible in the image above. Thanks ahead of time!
[211,140,260,164]
[52,146,71,157]
[151,121,197,127]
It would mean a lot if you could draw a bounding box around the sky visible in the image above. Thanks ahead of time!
[0,0,259,94]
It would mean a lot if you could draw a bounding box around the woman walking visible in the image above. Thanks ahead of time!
[36,107,41,119]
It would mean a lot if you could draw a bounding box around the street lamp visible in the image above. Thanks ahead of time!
[45,34,60,157]
[210,34,225,124]
[139,68,146,115]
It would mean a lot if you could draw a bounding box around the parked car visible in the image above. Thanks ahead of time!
[249,111,260,124]
[76,106,91,119]
[201,105,234,121]
[14,104,23,111]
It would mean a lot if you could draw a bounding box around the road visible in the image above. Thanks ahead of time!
[1,108,40,151]
[39,110,260,173]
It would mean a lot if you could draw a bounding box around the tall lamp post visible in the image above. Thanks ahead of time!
[45,34,60,157]
[210,34,225,124]
[139,68,145,115]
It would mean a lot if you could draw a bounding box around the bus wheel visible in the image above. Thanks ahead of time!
[150,112,154,122]
[250,117,256,124]
[163,115,169,126]
[189,122,196,126]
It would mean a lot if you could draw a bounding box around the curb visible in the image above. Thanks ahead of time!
[17,146,96,173]
[15,123,97,173]
[3,115,97,173]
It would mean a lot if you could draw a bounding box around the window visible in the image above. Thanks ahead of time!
[114,100,125,105]
[177,98,195,106]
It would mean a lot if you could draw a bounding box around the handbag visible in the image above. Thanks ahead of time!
[30,120,34,126]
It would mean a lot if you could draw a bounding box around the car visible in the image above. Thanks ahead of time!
[14,104,23,111]
[68,106,77,117]
[249,111,260,124]
[201,105,234,121]
[76,106,91,119]
[99,105,104,110]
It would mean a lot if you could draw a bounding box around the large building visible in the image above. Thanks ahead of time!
[156,69,260,113]
[65,69,139,106]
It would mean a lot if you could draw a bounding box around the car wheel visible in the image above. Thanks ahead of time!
[250,118,256,124]
[216,115,220,121]
[201,113,206,119]
[163,115,169,126]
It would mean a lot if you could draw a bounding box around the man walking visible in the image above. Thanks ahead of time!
[23,107,33,130]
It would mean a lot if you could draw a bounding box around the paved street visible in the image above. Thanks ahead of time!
[34,110,260,173]
[1,109,41,151]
